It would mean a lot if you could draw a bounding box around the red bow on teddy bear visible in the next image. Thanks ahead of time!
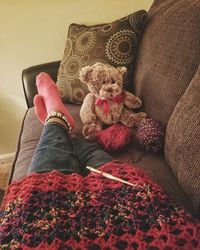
[95,93,125,115]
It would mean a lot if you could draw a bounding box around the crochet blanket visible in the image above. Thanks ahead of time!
[0,162,199,249]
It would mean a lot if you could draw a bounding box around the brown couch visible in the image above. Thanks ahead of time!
[9,0,200,217]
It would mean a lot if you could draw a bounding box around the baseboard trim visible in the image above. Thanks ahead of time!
[0,153,15,161]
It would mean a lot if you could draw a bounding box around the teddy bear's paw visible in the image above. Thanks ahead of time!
[134,112,148,125]
[124,94,143,109]
[132,97,142,108]
[120,111,147,127]
[82,123,102,141]
[138,112,147,118]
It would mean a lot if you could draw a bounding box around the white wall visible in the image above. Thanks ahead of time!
[0,0,152,155]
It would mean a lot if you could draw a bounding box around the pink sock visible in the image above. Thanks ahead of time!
[35,72,75,129]
[34,94,47,124]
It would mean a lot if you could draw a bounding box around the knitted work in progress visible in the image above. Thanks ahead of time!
[0,162,199,249]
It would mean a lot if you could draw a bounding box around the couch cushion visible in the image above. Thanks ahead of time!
[115,144,193,212]
[134,0,200,125]
[165,65,200,214]
[57,10,147,104]
[10,106,192,212]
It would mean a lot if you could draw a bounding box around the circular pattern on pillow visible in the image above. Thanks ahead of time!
[60,38,73,64]
[105,29,136,65]
[75,31,96,54]
[64,55,82,80]
[72,83,87,103]
[98,23,113,36]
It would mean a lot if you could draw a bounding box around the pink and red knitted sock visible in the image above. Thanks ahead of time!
[34,72,75,129]
[34,94,47,124]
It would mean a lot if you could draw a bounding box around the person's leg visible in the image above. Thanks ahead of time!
[29,122,80,174]
[28,73,79,174]
[71,136,113,176]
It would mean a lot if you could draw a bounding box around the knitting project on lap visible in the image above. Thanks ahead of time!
[0,162,199,249]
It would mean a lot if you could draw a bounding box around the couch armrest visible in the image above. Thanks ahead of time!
[22,61,61,108]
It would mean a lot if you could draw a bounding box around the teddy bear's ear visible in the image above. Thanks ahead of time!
[79,66,93,84]
[117,66,127,77]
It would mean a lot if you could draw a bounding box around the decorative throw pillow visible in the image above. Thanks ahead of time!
[57,10,147,104]
[165,65,200,214]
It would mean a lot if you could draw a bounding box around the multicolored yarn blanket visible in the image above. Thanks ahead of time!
[0,162,199,250]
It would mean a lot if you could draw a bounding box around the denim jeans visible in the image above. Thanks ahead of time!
[28,123,112,175]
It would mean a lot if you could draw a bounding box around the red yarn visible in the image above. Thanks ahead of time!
[96,124,133,153]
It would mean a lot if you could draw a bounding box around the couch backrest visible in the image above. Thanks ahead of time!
[133,0,200,125]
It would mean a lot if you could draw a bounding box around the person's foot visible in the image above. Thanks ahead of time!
[34,94,47,124]
[35,72,75,129]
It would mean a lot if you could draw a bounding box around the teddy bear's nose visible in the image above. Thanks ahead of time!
[107,87,113,92]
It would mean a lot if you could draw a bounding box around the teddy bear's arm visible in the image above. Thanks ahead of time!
[123,90,142,109]
[80,93,96,124]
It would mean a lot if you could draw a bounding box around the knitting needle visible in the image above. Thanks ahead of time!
[86,166,136,187]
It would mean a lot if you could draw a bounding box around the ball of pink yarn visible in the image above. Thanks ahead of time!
[96,124,133,153]
[135,118,165,154]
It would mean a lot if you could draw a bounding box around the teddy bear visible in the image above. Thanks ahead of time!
[79,62,147,141]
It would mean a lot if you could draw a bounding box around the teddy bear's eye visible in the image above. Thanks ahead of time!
[111,79,115,84]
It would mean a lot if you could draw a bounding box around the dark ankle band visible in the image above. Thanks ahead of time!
[46,121,69,131]
[45,111,72,131]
